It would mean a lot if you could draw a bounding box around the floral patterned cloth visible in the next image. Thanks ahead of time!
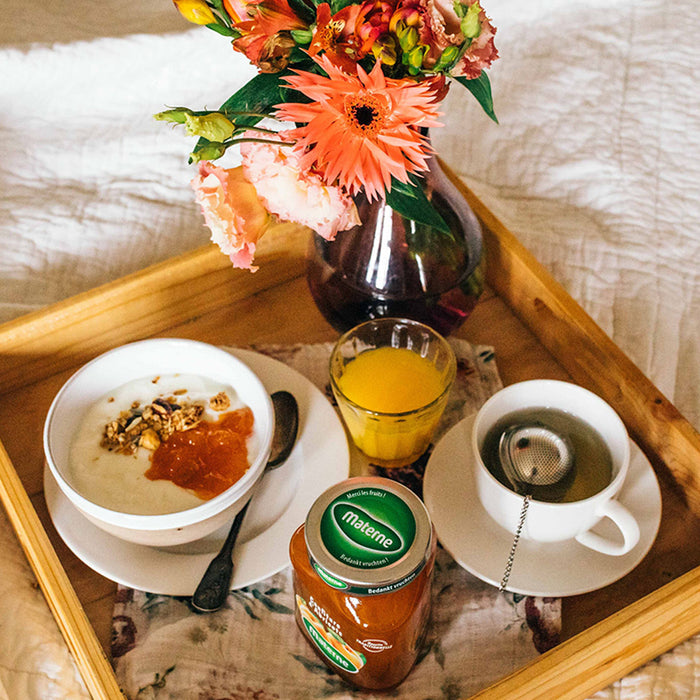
[112,341,560,699]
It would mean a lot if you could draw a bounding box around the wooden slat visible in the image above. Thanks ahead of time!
[457,181,700,514]
[0,441,124,699]
[0,224,309,396]
[470,567,700,699]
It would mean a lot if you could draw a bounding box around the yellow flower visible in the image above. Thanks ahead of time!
[172,0,216,25]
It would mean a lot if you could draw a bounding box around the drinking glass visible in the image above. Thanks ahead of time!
[330,318,456,468]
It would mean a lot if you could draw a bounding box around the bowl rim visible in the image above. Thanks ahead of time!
[43,338,274,530]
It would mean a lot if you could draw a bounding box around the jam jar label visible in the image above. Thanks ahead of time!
[320,487,416,569]
[296,595,367,673]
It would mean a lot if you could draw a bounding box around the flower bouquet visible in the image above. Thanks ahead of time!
[157,0,498,271]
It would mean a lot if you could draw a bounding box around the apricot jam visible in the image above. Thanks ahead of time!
[289,476,436,690]
[146,407,253,500]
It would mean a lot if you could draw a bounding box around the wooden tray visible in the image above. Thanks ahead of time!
[2,175,700,700]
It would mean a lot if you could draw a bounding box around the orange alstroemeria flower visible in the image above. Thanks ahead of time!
[230,0,308,67]
[355,0,395,54]
[222,0,247,23]
[309,4,365,72]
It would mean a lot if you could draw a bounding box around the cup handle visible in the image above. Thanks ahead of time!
[574,500,641,556]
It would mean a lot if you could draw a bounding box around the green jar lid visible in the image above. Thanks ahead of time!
[304,476,433,595]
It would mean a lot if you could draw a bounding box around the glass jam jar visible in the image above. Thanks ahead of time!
[289,476,436,690]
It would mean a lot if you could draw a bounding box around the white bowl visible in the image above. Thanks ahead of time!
[43,338,274,546]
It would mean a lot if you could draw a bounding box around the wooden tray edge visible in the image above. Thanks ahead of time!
[0,441,124,699]
[0,225,309,699]
[0,224,310,395]
[457,179,700,511]
[471,565,700,700]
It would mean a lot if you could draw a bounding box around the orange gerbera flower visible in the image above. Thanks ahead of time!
[275,55,442,200]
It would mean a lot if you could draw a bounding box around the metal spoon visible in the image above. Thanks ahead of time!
[497,423,574,592]
[190,390,299,613]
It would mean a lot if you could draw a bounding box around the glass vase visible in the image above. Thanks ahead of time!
[306,151,484,337]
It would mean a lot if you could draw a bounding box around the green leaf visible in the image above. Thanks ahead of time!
[288,46,315,68]
[219,72,291,125]
[205,22,236,36]
[209,0,227,14]
[330,0,356,12]
[288,0,317,24]
[386,178,451,235]
[455,72,498,123]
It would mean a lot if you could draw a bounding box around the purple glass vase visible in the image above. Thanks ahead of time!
[306,151,484,337]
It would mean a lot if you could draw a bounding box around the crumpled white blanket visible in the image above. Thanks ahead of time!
[0,508,88,698]
[1,0,699,698]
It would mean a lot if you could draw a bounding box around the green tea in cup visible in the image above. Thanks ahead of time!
[480,407,614,503]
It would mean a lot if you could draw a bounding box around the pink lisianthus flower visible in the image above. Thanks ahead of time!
[420,0,498,78]
[240,138,360,240]
[191,150,360,271]
[191,161,272,271]
[453,1,498,79]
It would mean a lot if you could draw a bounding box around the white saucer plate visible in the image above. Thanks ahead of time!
[44,348,350,595]
[423,414,662,597]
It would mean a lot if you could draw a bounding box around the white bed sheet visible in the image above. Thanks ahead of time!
[1,0,699,697]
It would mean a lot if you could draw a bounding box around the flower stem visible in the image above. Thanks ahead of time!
[223,136,297,147]
[233,125,285,136]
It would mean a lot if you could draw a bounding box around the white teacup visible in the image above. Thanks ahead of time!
[473,380,640,555]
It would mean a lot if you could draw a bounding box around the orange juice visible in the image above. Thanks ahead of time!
[337,347,445,413]
[333,347,453,467]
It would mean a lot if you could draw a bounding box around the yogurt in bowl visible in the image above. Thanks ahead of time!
[44,338,274,547]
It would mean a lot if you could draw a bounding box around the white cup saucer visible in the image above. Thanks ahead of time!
[423,413,662,597]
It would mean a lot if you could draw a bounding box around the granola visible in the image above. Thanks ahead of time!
[209,391,231,412]
[100,396,206,455]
